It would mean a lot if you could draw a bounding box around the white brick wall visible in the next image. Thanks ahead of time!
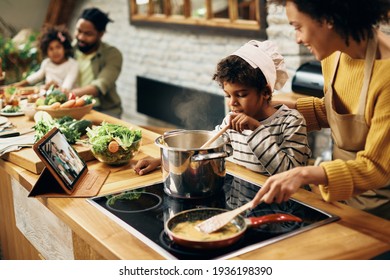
[70,0,312,127]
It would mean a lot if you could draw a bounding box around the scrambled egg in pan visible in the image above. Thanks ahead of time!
[172,220,240,241]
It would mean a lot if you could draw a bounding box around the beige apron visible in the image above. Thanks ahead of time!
[325,33,390,219]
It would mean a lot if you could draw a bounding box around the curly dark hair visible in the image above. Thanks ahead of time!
[213,55,270,100]
[268,0,390,44]
[39,25,73,58]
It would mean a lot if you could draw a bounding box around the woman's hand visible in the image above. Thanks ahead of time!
[134,156,161,176]
[252,166,328,205]
[229,113,260,132]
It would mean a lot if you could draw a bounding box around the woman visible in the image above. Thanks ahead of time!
[252,0,390,220]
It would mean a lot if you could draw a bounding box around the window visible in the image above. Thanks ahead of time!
[129,0,267,35]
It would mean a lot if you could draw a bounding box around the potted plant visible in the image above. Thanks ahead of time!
[0,29,41,85]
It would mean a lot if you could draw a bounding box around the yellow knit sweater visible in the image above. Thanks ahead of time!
[297,52,390,202]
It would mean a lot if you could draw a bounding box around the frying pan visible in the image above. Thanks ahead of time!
[165,208,302,250]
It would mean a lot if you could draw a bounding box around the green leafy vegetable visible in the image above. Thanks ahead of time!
[56,115,74,125]
[86,122,142,164]
[33,116,92,144]
[4,87,17,96]
[83,95,94,105]
[1,105,21,113]
[106,190,144,206]
[44,88,67,105]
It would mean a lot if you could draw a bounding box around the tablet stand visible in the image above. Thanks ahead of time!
[29,167,110,198]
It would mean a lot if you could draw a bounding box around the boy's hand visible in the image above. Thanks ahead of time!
[134,156,161,176]
[229,113,260,132]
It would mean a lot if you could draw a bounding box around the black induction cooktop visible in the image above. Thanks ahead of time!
[87,173,339,260]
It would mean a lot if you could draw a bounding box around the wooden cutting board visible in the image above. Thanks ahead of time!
[0,114,95,174]
[1,144,94,174]
[0,110,154,175]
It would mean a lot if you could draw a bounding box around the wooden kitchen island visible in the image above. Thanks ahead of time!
[1,110,390,260]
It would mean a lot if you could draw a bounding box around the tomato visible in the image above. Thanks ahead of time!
[68,92,76,100]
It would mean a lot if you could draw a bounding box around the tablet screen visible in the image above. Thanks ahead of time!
[37,129,87,191]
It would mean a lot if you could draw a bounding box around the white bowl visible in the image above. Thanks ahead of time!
[22,103,36,121]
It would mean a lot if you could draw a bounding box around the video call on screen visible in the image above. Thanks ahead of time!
[40,131,85,189]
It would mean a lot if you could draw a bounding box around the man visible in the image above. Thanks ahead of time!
[72,7,123,118]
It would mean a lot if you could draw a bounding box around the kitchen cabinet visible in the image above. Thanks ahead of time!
[1,110,390,260]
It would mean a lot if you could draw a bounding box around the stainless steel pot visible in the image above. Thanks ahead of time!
[155,130,229,199]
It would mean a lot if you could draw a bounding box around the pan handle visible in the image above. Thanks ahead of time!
[246,213,302,227]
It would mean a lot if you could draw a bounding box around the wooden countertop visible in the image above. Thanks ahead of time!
[1,110,390,260]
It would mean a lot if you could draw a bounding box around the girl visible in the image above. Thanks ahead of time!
[13,25,78,91]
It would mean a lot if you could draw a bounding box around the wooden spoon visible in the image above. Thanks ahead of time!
[200,125,229,149]
[195,200,254,234]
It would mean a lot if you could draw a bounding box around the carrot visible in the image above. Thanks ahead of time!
[50,102,61,109]
[108,140,119,153]
[74,97,86,107]
[37,105,52,110]
[60,99,76,108]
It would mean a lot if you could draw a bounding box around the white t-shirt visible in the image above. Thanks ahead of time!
[26,57,79,90]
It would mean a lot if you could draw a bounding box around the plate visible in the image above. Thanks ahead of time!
[0,111,25,117]
[0,116,8,125]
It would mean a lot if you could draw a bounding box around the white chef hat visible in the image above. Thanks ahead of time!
[232,40,289,92]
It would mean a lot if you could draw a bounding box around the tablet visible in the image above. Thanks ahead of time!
[33,127,88,194]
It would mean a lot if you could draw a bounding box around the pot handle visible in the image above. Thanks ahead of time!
[191,151,229,161]
[163,129,185,137]
[156,129,185,146]
[246,213,302,227]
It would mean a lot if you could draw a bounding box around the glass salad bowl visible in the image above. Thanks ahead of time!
[87,122,142,166]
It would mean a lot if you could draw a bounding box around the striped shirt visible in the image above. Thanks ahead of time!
[216,104,312,175]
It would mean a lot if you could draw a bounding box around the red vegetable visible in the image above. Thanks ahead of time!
[68,92,76,100]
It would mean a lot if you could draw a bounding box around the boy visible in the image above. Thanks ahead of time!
[212,40,311,175]
[134,40,311,175]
